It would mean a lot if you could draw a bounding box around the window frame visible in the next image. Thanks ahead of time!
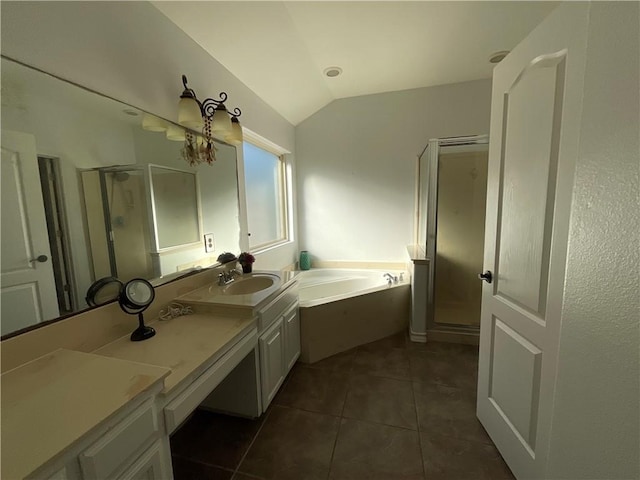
[239,130,292,253]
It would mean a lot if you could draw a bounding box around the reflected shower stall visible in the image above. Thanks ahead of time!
[417,135,489,334]
[81,166,155,284]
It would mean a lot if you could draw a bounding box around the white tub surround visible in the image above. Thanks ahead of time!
[309,260,406,270]
[298,268,410,363]
[406,245,429,343]
[298,268,409,307]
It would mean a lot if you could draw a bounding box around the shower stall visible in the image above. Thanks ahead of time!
[80,164,202,292]
[416,135,489,337]
[81,166,155,284]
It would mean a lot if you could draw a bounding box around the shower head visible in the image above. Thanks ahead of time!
[113,172,130,182]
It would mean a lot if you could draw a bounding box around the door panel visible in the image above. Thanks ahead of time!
[260,318,285,409]
[1,131,59,335]
[477,4,589,479]
[489,318,542,451]
[496,61,564,317]
[0,283,42,333]
[284,305,300,371]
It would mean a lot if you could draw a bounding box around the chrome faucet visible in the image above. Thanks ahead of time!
[218,268,243,286]
[383,273,398,285]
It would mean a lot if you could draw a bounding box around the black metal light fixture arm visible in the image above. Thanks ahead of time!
[181,74,241,119]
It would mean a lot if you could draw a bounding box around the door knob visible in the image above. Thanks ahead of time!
[30,255,48,263]
[478,271,493,283]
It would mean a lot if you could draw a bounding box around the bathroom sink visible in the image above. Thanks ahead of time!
[221,275,277,295]
[177,271,285,310]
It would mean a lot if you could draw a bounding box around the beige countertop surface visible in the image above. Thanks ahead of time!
[95,313,256,395]
[0,348,170,480]
[1,270,298,479]
[406,244,430,265]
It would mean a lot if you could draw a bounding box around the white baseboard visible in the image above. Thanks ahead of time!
[409,329,427,343]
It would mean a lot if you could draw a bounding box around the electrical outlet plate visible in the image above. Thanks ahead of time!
[204,233,214,253]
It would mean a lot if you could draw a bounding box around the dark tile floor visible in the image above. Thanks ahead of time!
[170,333,514,480]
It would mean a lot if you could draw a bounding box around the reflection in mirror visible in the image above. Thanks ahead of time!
[149,165,201,250]
[0,57,241,337]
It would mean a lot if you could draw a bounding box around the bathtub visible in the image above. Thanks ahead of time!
[297,268,411,363]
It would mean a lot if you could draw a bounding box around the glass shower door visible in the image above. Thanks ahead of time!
[433,145,488,328]
[104,168,155,283]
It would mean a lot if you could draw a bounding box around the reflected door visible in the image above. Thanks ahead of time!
[1,130,59,334]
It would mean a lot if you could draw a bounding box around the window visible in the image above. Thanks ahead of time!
[243,141,288,249]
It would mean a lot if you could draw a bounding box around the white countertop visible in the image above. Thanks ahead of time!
[95,313,256,395]
[0,349,170,480]
[0,269,299,479]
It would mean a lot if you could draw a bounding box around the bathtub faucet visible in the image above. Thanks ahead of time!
[383,273,398,285]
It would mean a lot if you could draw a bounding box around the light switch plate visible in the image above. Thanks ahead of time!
[204,233,214,253]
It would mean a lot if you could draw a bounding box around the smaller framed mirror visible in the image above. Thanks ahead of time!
[148,165,202,251]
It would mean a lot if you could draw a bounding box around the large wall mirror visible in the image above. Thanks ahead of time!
[1,57,241,337]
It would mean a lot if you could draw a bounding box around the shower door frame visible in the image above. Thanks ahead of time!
[96,165,148,278]
[425,134,489,333]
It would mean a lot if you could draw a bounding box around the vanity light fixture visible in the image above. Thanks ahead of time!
[141,75,243,166]
[178,74,244,147]
[165,123,186,142]
[142,113,169,132]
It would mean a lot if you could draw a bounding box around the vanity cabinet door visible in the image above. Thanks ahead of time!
[116,441,165,480]
[283,304,300,372]
[259,317,285,410]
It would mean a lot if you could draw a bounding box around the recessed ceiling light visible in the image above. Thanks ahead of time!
[122,108,139,116]
[489,51,510,64]
[323,66,343,78]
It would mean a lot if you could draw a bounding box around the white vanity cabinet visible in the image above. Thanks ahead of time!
[283,303,301,371]
[257,281,299,412]
[115,440,165,480]
[78,399,169,480]
[259,317,286,408]
[29,396,172,480]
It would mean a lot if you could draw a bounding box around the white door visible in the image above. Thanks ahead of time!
[1,130,59,335]
[477,4,589,479]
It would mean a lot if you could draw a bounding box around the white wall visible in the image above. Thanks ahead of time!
[1,77,138,309]
[1,1,298,270]
[295,79,492,263]
[547,2,640,478]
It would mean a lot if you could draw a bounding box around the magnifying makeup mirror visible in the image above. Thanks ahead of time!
[86,276,124,307]
[118,278,156,341]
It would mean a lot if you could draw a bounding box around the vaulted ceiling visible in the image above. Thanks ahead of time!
[154,1,557,125]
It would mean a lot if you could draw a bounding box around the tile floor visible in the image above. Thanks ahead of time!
[170,333,514,480]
